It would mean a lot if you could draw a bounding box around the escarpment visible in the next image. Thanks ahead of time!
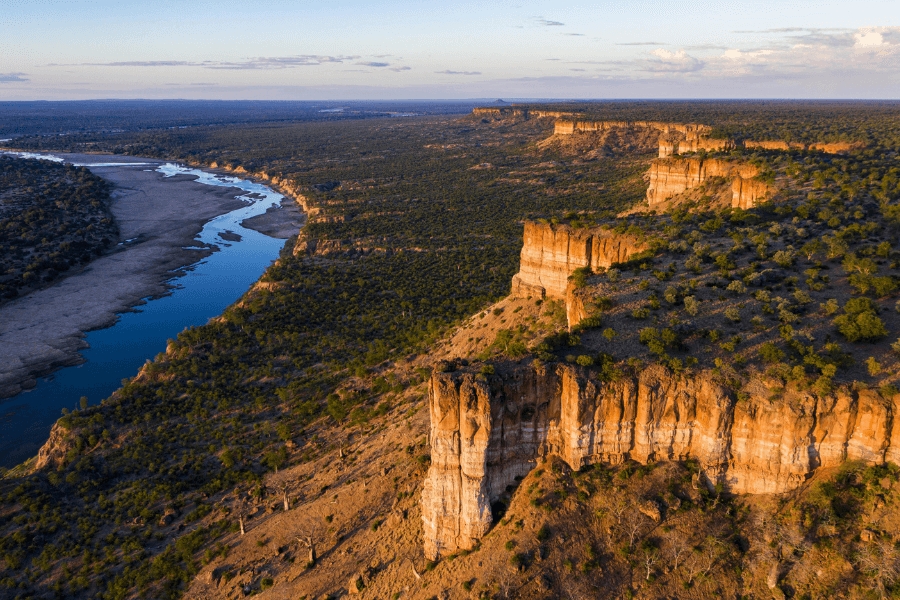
[646,157,772,209]
[552,119,724,158]
[422,363,900,558]
[472,108,864,161]
[510,221,648,299]
[472,107,575,120]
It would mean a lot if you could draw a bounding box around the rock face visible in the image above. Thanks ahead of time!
[472,107,574,120]
[658,133,735,158]
[646,158,771,209]
[33,423,71,471]
[422,363,900,558]
[554,120,710,138]
[744,140,804,152]
[552,120,723,158]
[743,140,864,154]
[510,222,648,299]
[732,176,772,210]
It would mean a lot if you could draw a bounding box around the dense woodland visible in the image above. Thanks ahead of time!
[0,156,117,304]
[0,100,479,137]
[2,102,900,599]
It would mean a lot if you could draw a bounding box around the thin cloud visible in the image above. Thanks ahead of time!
[536,18,564,27]
[563,33,585,37]
[733,27,808,33]
[66,56,360,70]
[616,42,667,46]
[390,66,412,72]
[91,61,197,67]
[684,44,730,51]
[355,61,390,67]
[0,72,28,82]
[435,70,481,75]
[207,56,358,70]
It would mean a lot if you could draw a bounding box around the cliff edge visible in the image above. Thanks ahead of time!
[423,363,900,558]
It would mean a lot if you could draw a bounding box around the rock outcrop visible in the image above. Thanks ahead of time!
[658,132,735,158]
[553,120,710,138]
[510,222,648,299]
[552,120,723,158]
[646,157,771,209]
[731,175,772,210]
[743,140,864,154]
[472,107,575,120]
[34,422,71,471]
[472,107,864,160]
[743,140,804,152]
[422,363,900,558]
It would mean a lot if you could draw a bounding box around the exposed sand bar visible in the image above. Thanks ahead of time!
[0,153,301,399]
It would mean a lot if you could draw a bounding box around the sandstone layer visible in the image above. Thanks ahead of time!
[658,132,735,158]
[646,157,771,209]
[510,221,648,299]
[472,107,574,120]
[553,120,710,138]
[422,363,900,558]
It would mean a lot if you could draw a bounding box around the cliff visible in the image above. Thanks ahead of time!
[658,132,735,158]
[553,120,710,137]
[544,116,862,158]
[646,157,771,209]
[510,221,648,299]
[552,120,721,158]
[422,363,900,558]
[743,140,865,154]
[472,107,575,120]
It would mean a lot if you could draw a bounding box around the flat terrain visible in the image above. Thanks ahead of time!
[241,196,305,240]
[0,154,251,399]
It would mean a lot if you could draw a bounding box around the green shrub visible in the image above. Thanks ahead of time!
[570,266,592,288]
[759,342,785,364]
[833,298,888,342]
[575,355,594,367]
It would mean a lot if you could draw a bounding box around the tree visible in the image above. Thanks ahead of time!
[641,537,660,581]
[834,297,887,342]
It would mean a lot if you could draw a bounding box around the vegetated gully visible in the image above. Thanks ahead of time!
[0,154,294,468]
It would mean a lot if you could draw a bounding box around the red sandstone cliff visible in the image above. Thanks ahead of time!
[510,222,648,299]
[422,363,900,559]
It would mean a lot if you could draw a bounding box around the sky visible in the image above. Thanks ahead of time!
[0,0,898,100]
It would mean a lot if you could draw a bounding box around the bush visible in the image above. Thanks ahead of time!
[683,295,699,316]
[834,298,888,342]
[772,249,795,268]
[759,342,785,364]
[570,266,592,288]
[631,307,650,319]
[726,280,746,295]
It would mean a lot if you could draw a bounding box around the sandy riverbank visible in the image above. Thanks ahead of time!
[0,153,302,399]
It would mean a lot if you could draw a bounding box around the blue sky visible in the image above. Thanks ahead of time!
[1,0,898,99]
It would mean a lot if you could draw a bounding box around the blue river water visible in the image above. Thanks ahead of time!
[0,160,289,468]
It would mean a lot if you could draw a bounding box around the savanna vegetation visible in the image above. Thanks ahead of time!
[2,101,900,599]
[512,132,900,396]
[450,458,900,600]
[0,156,117,303]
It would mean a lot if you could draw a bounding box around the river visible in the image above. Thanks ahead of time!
[0,155,295,468]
